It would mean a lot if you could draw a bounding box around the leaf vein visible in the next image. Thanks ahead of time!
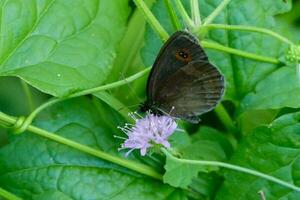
[0,0,56,66]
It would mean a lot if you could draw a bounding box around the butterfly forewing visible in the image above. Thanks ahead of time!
[147,31,208,100]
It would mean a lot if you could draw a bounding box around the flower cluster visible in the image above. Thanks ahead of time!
[117,112,177,156]
[286,45,300,63]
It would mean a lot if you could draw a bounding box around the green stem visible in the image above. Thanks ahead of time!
[202,40,279,64]
[20,80,35,112]
[13,98,61,134]
[0,187,22,200]
[174,0,194,29]
[164,0,181,30]
[162,148,300,192]
[203,24,294,45]
[69,68,151,98]
[107,1,153,83]
[0,112,162,181]
[133,0,169,41]
[94,91,132,122]
[203,0,231,25]
[214,103,235,131]
[14,68,151,134]
[191,0,201,26]
[297,63,300,83]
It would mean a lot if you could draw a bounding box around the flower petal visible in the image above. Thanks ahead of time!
[119,113,176,156]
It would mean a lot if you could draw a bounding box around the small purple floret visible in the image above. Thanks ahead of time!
[118,113,177,156]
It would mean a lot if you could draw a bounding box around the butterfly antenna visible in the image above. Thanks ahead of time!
[156,107,168,115]
[168,106,175,115]
[156,106,176,120]
[119,72,143,103]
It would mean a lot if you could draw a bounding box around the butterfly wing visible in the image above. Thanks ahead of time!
[147,31,208,101]
[145,31,224,122]
[154,61,225,123]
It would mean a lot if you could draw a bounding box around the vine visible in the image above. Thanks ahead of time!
[0,112,162,181]
[12,67,150,134]
[162,148,300,193]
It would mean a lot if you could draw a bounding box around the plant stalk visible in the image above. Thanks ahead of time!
[203,0,231,25]
[174,0,194,28]
[0,112,163,181]
[0,187,22,200]
[133,0,169,41]
[13,67,151,134]
[162,148,300,192]
[202,41,279,64]
[203,24,294,45]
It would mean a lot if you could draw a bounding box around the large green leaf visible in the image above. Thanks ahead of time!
[216,112,300,199]
[164,126,233,189]
[238,109,279,135]
[141,0,291,102]
[0,0,130,97]
[0,98,186,200]
[240,66,300,111]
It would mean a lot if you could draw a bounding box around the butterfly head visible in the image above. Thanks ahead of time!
[139,101,164,116]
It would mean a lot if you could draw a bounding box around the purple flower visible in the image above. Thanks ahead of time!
[117,112,177,156]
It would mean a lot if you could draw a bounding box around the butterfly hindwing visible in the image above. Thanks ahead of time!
[154,61,224,123]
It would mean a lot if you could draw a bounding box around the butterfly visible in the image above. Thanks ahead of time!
[140,31,225,123]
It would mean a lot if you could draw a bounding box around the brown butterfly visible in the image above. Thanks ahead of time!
[140,31,225,123]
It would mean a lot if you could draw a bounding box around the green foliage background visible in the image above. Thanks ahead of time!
[0,0,300,199]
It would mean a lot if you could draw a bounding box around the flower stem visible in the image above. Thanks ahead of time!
[13,68,151,134]
[174,0,194,29]
[162,148,300,192]
[203,24,294,45]
[163,0,181,30]
[0,112,163,181]
[133,0,169,41]
[203,0,231,25]
[191,0,201,26]
[214,103,235,132]
[0,187,22,200]
[202,40,280,64]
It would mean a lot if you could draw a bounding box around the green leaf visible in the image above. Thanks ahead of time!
[238,109,279,135]
[188,172,223,200]
[190,126,234,158]
[0,98,186,200]
[164,155,211,188]
[164,126,233,188]
[0,0,130,97]
[168,129,191,149]
[141,0,291,102]
[216,112,300,199]
[240,66,300,111]
[276,0,300,43]
[93,91,132,122]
